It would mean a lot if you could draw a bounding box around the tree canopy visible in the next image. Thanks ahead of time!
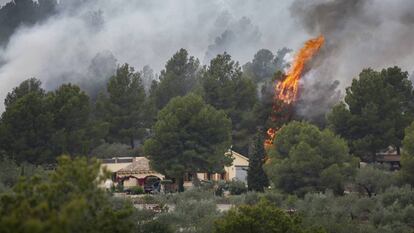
[0,79,53,164]
[247,130,269,192]
[4,78,44,108]
[0,79,98,164]
[97,64,147,148]
[401,121,414,186]
[328,66,414,161]
[144,93,232,191]
[214,200,325,233]
[201,53,257,153]
[0,156,135,233]
[354,165,396,197]
[266,121,357,196]
[154,49,200,109]
[49,84,91,156]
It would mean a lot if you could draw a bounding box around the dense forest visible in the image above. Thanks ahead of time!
[1,0,414,233]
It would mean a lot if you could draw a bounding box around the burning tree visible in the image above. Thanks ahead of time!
[265,35,325,148]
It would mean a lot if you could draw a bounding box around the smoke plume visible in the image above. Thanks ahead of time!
[291,0,414,122]
[1,0,414,119]
[0,0,305,111]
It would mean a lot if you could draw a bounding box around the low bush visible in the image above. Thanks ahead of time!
[215,180,228,196]
[214,200,324,233]
[115,183,124,192]
[129,186,145,195]
[228,180,247,195]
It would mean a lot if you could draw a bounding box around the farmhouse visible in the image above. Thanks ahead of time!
[101,157,164,191]
[196,150,249,182]
[100,150,249,191]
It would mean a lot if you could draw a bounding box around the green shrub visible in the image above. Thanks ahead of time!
[227,194,245,205]
[261,190,286,207]
[214,200,325,233]
[160,179,173,185]
[115,183,124,192]
[200,180,215,191]
[130,186,144,195]
[179,189,215,202]
[141,194,158,204]
[138,219,174,233]
[215,180,227,196]
[228,180,247,195]
[243,191,260,205]
[172,199,220,233]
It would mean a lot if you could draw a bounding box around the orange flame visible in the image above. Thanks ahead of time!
[265,35,325,149]
[277,35,325,104]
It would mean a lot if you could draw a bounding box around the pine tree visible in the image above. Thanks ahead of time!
[247,130,269,192]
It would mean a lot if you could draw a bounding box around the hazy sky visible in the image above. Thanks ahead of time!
[1,0,414,116]
[0,0,308,111]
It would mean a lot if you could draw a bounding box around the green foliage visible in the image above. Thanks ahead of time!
[135,189,221,233]
[212,180,228,196]
[228,180,247,195]
[144,93,232,191]
[295,186,414,233]
[328,66,414,161]
[0,156,46,193]
[201,53,257,154]
[0,156,135,233]
[115,182,124,192]
[159,199,221,233]
[401,121,414,186]
[0,79,96,164]
[0,79,54,164]
[247,130,269,192]
[154,48,200,109]
[97,63,147,148]
[138,220,174,233]
[355,165,397,197]
[4,78,44,108]
[90,143,139,158]
[266,121,357,196]
[170,189,216,204]
[49,84,91,156]
[214,199,325,233]
[129,186,145,195]
[296,192,375,233]
[145,185,414,233]
[0,156,20,192]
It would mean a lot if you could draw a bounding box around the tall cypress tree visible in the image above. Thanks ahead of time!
[247,130,269,192]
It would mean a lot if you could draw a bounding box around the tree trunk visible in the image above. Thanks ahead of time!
[177,177,184,192]
[396,146,401,155]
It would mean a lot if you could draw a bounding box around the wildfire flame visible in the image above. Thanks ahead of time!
[264,35,325,149]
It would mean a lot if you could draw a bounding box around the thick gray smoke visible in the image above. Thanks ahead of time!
[1,0,414,119]
[0,0,307,111]
[204,16,261,63]
[292,0,414,122]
